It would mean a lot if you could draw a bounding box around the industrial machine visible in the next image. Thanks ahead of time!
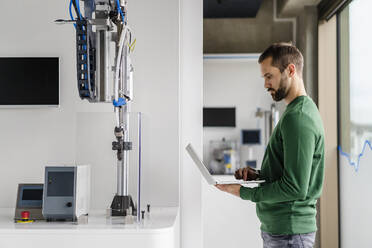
[42,165,90,221]
[208,139,239,175]
[56,0,140,220]
[14,184,44,222]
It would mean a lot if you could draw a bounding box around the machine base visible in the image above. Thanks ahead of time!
[110,195,136,216]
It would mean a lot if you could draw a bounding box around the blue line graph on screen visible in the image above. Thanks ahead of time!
[338,140,372,172]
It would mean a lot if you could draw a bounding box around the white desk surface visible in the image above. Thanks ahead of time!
[0,207,179,234]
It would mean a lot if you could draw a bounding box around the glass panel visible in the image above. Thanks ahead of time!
[339,1,372,247]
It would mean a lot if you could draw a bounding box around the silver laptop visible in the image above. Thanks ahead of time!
[186,144,265,185]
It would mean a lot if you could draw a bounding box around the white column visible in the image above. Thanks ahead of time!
[179,0,203,247]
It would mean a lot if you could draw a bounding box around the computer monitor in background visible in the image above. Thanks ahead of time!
[203,107,236,127]
[0,57,59,107]
[241,129,261,145]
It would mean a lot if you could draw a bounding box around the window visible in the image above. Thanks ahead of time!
[338,1,372,246]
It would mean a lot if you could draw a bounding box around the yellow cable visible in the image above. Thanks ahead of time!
[129,38,137,52]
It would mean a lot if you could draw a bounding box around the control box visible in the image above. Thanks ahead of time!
[42,165,90,221]
[14,184,44,221]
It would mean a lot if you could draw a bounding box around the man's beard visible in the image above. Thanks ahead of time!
[269,73,289,102]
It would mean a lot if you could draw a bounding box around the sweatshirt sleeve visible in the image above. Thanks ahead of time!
[240,113,315,203]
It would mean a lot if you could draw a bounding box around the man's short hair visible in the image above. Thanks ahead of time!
[258,42,304,75]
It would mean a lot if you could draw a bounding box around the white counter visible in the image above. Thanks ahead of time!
[0,207,179,248]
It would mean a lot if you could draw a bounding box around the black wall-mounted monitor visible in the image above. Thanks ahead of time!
[242,129,261,145]
[204,0,263,18]
[0,57,59,106]
[203,107,236,127]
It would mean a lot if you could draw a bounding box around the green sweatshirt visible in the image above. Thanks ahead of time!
[240,95,325,235]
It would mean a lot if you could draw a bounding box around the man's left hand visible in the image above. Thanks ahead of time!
[215,184,241,197]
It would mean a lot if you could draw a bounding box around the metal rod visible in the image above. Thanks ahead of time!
[122,101,130,196]
[137,112,142,222]
[117,159,124,195]
[121,42,131,197]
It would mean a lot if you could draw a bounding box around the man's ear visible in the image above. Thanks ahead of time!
[287,63,296,77]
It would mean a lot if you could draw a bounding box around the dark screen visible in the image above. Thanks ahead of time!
[22,189,43,200]
[0,57,59,105]
[204,0,262,18]
[203,107,236,127]
[47,172,74,196]
[242,130,261,144]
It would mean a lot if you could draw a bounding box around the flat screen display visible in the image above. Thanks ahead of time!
[203,107,236,127]
[22,189,43,201]
[242,129,261,144]
[17,184,43,207]
[0,57,59,105]
[204,0,262,18]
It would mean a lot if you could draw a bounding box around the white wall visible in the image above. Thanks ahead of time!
[203,56,274,171]
[0,0,78,207]
[202,179,262,248]
[0,0,180,209]
[202,56,274,248]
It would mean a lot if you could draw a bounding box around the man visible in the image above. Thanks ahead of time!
[216,43,325,248]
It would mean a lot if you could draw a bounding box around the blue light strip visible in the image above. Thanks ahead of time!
[338,140,372,172]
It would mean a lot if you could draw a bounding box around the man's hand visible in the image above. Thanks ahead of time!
[215,184,241,197]
[234,167,259,181]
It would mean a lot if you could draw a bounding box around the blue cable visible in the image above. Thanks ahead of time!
[69,0,76,28]
[69,0,84,28]
[116,0,125,22]
[75,0,83,20]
